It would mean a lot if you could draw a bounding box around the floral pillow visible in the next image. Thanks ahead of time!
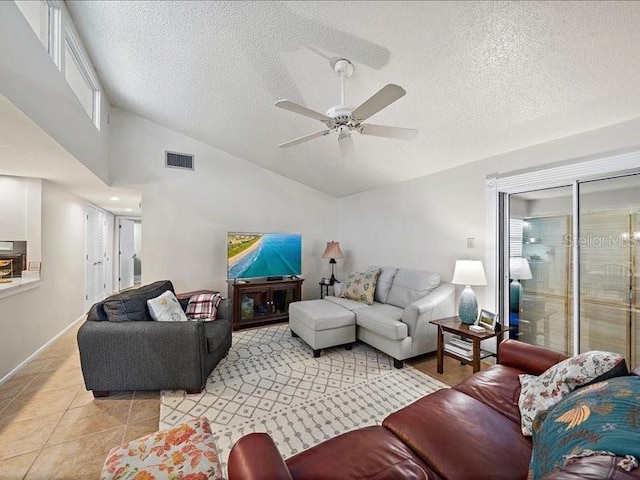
[147,290,189,322]
[528,376,640,479]
[101,416,222,480]
[186,293,223,321]
[518,350,626,436]
[339,269,380,305]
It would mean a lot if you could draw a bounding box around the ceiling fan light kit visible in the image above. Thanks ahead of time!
[275,58,419,152]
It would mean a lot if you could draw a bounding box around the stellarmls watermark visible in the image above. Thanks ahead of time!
[563,232,640,247]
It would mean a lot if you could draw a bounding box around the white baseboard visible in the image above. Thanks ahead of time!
[0,314,86,386]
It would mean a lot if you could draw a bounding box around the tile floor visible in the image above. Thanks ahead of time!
[0,321,481,479]
[0,321,160,479]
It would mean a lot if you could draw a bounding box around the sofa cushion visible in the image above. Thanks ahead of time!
[340,269,381,304]
[324,295,371,311]
[87,302,108,322]
[354,303,407,340]
[101,280,174,322]
[369,266,399,304]
[529,376,640,480]
[453,364,525,426]
[386,269,440,309]
[286,425,431,480]
[518,350,627,436]
[383,388,533,480]
[147,290,189,322]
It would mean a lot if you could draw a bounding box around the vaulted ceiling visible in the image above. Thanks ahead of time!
[67,1,640,198]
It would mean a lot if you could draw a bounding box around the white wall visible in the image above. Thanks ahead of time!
[0,175,28,240]
[337,117,640,309]
[0,180,86,380]
[0,175,42,265]
[0,1,111,183]
[109,109,338,296]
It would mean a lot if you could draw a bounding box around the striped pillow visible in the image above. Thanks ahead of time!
[186,293,222,321]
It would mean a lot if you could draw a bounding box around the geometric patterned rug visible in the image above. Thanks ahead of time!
[160,324,447,476]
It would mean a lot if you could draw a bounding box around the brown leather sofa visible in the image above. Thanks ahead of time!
[227,340,640,480]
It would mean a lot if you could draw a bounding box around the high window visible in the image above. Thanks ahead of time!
[15,0,101,130]
[14,0,50,51]
[64,32,100,128]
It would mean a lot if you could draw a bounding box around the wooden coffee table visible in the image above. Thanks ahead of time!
[430,316,514,373]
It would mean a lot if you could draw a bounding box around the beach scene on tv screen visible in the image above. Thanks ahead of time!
[227,233,302,279]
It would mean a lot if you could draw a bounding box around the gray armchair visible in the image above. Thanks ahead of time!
[77,280,231,397]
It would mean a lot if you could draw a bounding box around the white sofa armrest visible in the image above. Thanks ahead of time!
[401,284,456,337]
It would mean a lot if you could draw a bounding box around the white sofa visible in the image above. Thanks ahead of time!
[290,267,455,368]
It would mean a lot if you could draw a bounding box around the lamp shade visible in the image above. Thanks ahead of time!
[509,257,532,280]
[321,241,344,260]
[451,260,487,286]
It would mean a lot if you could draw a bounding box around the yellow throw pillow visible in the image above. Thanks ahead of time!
[339,269,380,304]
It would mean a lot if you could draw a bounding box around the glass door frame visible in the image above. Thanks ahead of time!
[487,149,640,356]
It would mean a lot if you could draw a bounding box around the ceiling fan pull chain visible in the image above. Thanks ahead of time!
[341,70,345,105]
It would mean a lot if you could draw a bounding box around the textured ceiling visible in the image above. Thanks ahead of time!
[67,1,640,198]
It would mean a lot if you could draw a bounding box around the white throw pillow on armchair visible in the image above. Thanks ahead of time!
[147,290,189,322]
[333,282,344,297]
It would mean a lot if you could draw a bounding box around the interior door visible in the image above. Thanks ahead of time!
[95,209,107,300]
[119,218,135,291]
[85,205,97,311]
[86,205,109,310]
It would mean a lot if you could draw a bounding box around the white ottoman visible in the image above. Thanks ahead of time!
[289,299,356,357]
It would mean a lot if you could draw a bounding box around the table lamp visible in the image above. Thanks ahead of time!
[321,241,344,284]
[509,257,532,312]
[452,260,487,324]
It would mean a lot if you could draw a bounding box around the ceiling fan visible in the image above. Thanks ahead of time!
[275,59,418,154]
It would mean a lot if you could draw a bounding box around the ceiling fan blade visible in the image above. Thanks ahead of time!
[338,134,355,161]
[275,100,332,123]
[359,124,419,140]
[278,129,332,148]
[351,84,406,122]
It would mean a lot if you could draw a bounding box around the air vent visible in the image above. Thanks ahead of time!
[165,151,194,170]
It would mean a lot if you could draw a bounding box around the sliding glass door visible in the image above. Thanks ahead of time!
[508,186,573,354]
[503,171,640,368]
[579,175,640,366]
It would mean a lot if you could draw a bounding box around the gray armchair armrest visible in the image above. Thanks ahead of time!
[78,320,209,392]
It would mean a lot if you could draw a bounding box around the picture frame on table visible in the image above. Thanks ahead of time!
[477,309,497,332]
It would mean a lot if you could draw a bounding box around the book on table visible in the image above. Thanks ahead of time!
[444,337,492,360]
[449,337,473,351]
[444,343,473,358]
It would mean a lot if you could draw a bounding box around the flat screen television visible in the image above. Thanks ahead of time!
[227,232,302,280]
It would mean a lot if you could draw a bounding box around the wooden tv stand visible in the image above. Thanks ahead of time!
[228,277,304,330]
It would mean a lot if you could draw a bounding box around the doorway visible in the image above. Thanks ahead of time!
[117,217,142,290]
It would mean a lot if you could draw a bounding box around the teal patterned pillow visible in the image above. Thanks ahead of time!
[528,376,640,480]
[339,269,380,304]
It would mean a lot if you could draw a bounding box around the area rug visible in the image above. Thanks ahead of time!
[160,324,447,474]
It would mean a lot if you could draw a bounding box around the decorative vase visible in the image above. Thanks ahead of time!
[458,285,478,324]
